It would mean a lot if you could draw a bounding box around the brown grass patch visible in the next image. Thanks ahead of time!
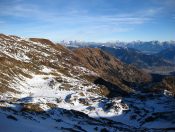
[21,103,44,113]
[87,86,109,96]
[46,103,57,109]
[60,83,73,90]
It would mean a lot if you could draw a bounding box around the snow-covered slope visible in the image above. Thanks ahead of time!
[0,34,175,131]
[0,34,131,131]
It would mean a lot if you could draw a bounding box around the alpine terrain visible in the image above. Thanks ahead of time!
[0,34,175,132]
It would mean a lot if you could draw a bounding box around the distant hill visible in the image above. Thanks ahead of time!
[98,46,174,69]
[156,47,175,64]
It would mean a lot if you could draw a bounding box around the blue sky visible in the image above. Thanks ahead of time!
[0,0,175,42]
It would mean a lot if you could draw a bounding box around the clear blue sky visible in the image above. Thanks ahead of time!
[0,0,174,42]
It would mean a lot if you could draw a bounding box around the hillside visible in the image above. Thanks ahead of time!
[73,48,151,96]
[152,77,175,95]
[0,34,175,131]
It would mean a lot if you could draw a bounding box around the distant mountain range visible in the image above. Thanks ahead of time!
[125,41,175,54]
[61,40,175,54]
[62,40,175,74]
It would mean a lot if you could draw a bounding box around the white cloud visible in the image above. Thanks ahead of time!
[0,1,154,25]
[0,3,44,18]
[1,0,173,41]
